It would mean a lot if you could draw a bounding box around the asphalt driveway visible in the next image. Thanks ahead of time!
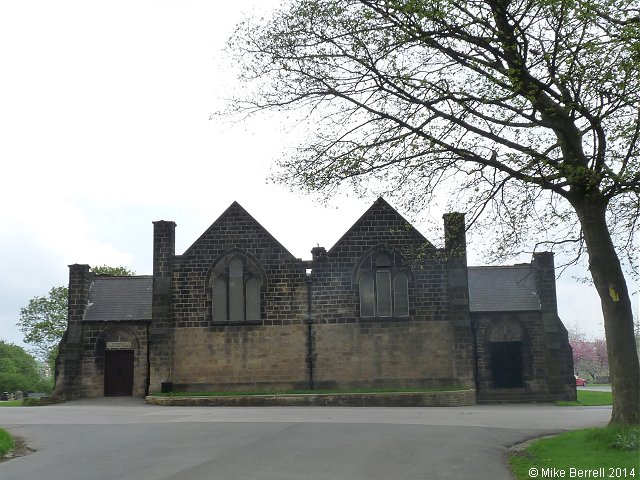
[0,399,611,480]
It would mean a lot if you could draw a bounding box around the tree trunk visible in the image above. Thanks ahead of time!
[573,198,640,425]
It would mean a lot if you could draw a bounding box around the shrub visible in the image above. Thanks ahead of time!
[0,428,13,457]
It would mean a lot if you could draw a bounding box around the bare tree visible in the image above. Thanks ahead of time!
[225,0,640,424]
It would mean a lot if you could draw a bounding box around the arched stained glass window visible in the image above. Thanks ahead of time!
[246,277,261,321]
[212,277,227,322]
[210,254,263,322]
[358,250,410,318]
[376,268,392,317]
[228,258,244,321]
[359,274,375,317]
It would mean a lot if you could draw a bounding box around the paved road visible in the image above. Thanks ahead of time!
[0,399,611,480]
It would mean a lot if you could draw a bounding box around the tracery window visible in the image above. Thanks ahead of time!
[358,250,410,318]
[210,254,262,322]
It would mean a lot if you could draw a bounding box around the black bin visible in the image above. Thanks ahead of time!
[160,382,173,393]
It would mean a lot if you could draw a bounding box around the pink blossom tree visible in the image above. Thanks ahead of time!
[569,329,609,380]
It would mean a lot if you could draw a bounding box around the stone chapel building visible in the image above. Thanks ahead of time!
[54,199,576,402]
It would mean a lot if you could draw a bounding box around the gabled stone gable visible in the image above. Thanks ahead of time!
[328,197,434,256]
[313,197,446,324]
[167,201,309,392]
[181,201,297,261]
[308,198,469,390]
[171,201,307,329]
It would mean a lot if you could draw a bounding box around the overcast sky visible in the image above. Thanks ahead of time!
[0,0,636,351]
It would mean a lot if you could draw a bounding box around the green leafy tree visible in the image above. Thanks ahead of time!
[0,341,50,393]
[17,265,135,368]
[17,286,68,368]
[226,0,640,424]
[92,265,137,276]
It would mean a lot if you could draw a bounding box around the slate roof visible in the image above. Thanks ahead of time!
[82,265,541,319]
[83,276,153,322]
[467,265,541,312]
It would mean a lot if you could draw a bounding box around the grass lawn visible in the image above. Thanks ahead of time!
[0,401,23,407]
[510,425,640,480]
[556,390,612,406]
[154,386,466,397]
[0,428,13,457]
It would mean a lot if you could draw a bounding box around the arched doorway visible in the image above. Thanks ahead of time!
[97,327,141,397]
[487,318,527,389]
[490,341,523,388]
[104,349,134,396]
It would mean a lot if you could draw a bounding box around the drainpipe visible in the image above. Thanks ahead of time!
[305,271,314,390]
[145,322,151,396]
[471,318,480,396]
[307,247,326,391]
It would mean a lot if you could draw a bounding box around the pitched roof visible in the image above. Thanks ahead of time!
[467,265,540,312]
[83,276,153,322]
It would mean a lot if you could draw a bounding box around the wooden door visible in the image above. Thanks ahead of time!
[490,341,524,388]
[104,350,134,396]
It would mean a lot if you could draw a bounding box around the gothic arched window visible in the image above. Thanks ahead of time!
[359,274,375,317]
[210,254,263,322]
[358,250,410,318]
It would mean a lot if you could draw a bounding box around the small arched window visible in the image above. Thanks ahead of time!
[228,258,244,321]
[211,254,263,322]
[245,277,261,321]
[212,277,227,321]
[359,274,375,318]
[376,255,392,317]
[358,250,410,318]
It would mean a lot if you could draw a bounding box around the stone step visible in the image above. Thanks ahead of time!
[477,391,553,404]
